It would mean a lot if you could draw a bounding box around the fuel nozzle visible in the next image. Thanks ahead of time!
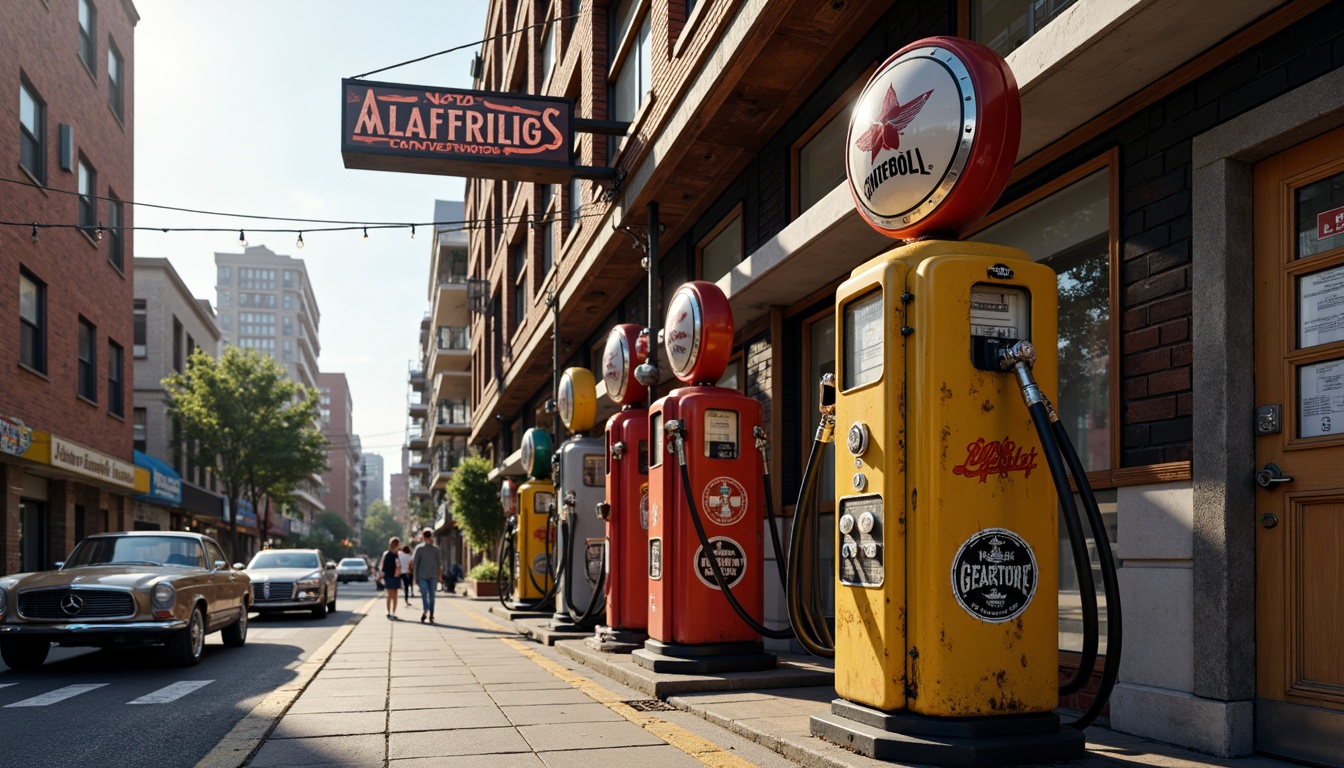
[596,501,611,521]
[816,374,837,444]
[665,419,687,466]
[753,425,770,474]
[998,341,1058,421]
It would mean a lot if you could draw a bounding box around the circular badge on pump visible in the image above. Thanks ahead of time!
[639,484,650,530]
[951,528,1037,623]
[521,428,552,480]
[846,36,1020,240]
[558,367,597,433]
[701,477,748,526]
[603,324,647,406]
[665,282,733,384]
[694,537,747,591]
[531,552,551,576]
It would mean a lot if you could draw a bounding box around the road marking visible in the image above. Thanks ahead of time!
[127,680,215,705]
[0,683,17,690]
[499,638,760,768]
[4,683,108,708]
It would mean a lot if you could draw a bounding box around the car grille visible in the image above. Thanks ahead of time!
[255,581,296,602]
[18,588,136,620]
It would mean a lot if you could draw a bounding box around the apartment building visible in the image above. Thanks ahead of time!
[0,0,139,574]
[318,372,362,531]
[130,258,227,535]
[461,0,1344,761]
[358,452,385,516]
[407,200,472,566]
[214,244,325,521]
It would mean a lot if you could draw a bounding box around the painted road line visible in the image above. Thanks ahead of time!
[0,683,17,690]
[4,684,108,708]
[193,596,378,768]
[127,680,215,705]
[499,638,760,768]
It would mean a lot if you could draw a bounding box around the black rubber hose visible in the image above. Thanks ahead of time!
[1026,401,1101,697]
[1055,420,1122,731]
[762,477,789,589]
[809,446,834,650]
[557,512,606,627]
[679,460,795,640]
[496,525,515,609]
[787,432,834,657]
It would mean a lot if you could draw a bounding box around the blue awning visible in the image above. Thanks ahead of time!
[134,450,183,506]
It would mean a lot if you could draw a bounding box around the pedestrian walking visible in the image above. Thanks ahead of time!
[399,544,414,605]
[381,537,401,619]
[412,529,442,623]
[443,561,464,594]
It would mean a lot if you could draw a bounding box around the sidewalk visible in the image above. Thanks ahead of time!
[232,593,1301,768]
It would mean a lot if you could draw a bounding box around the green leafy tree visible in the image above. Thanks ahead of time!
[164,347,329,559]
[360,500,404,558]
[446,455,504,556]
[302,511,354,558]
[408,496,436,531]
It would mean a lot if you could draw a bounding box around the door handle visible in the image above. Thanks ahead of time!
[1255,463,1294,488]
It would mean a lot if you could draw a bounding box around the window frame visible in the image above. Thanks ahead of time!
[965,149,1123,486]
[106,194,124,271]
[107,37,124,122]
[608,0,652,127]
[789,70,874,219]
[77,154,97,236]
[107,339,124,417]
[132,299,147,357]
[78,317,98,403]
[695,202,744,284]
[19,77,46,184]
[78,0,97,77]
[511,240,528,331]
[19,268,47,375]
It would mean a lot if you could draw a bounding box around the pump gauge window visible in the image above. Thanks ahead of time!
[843,289,884,390]
[970,285,1029,340]
[651,414,664,468]
[703,409,739,459]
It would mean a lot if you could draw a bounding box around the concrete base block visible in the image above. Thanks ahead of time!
[1109,683,1253,757]
[811,709,1085,766]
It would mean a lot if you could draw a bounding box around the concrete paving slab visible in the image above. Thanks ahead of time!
[538,744,706,768]
[501,702,626,726]
[287,693,388,715]
[518,720,666,752]
[556,639,835,698]
[486,687,594,707]
[248,733,387,767]
[388,674,476,687]
[302,679,389,697]
[479,680,572,691]
[389,705,512,732]
[271,712,387,739]
[313,667,390,679]
[387,726,532,759]
[390,755,545,768]
[390,690,497,711]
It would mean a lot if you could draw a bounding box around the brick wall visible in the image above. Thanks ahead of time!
[0,0,137,461]
[1002,0,1344,466]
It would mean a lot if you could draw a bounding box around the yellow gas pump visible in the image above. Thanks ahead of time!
[792,37,1120,765]
[504,428,556,611]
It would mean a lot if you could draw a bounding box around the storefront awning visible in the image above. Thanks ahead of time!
[133,451,183,506]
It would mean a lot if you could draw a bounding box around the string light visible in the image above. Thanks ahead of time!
[296,232,305,249]
[30,223,38,244]
[410,225,415,240]
[96,221,103,241]
[238,229,248,247]
[363,227,369,240]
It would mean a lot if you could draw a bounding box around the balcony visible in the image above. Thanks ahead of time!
[435,401,471,434]
[408,396,429,418]
[408,361,427,391]
[407,420,429,450]
[428,324,470,377]
[409,477,430,498]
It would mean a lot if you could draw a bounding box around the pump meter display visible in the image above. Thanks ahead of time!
[704,409,739,459]
[843,290,884,390]
[970,284,1031,371]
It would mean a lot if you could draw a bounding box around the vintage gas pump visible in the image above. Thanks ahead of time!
[794,38,1120,764]
[547,367,609,631]
[588,324,652,652]
[633,282,786,674]
[499,427,557,611]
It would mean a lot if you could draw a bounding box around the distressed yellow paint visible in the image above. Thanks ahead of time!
[514,479,555,601]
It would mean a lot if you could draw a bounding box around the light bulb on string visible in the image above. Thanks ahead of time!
[96,221,103,242]
[238,229,248,247]
[363,227,369,240]
[410,225,415,240]
[30,223,38,244]
[296,232,305,249]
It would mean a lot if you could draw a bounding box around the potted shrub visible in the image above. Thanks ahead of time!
[466,560,500,598]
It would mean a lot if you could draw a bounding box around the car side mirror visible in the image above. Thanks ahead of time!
[232,563,245,570]
[54,561,64,569]
[213,560,227,570]
[325,562,336,570]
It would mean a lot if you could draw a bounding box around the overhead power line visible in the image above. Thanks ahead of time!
[349,11,584,80]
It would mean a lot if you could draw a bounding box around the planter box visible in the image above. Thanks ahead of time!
[466,578,498,598]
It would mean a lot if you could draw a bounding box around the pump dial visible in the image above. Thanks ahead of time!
[858,511,875,534]
[863,542,878,559]
[839,514,855,535]
[847,422,870,456]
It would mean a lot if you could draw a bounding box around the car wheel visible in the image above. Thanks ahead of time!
[221,602,248,648]
[167,607,206,667]
[0,638,50,670]
[310,590,328,619]
[328,589,337,613]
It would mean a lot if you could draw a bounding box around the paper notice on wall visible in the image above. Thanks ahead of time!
[1299,358,1344,438]
[1299,265,1344,348]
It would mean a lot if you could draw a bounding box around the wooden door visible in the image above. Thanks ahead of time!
[1253,125,1344,766]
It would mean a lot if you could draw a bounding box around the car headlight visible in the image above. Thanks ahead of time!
[151,582,176,609]
[296,573,322,589]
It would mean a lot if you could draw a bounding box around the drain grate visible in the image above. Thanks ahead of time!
[623,699,677,712]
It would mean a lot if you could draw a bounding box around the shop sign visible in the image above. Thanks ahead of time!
[341,78,573,183]
[951,528,1037,623]
[50,435,136,489]
[0,416,33,456]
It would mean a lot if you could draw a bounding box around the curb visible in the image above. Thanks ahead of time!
[192,597,376,768]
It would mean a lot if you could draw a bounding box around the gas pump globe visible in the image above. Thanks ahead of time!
[587,324,652,652]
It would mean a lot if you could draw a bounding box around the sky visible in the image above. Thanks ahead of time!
[133,1,489,494]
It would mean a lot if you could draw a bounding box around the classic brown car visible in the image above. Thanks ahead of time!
[0,531,251,669]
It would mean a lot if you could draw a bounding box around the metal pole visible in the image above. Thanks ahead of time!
[551,293,561,447]
[646,201,660,403]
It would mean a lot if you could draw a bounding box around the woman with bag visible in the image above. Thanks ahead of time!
[382,537,402,619]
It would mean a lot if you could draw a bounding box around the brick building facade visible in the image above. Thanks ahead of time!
[1,0,140,574]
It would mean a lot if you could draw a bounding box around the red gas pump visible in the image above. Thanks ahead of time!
[633,282,778,674]
[587,323,651,652]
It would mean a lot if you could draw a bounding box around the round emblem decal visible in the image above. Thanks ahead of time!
[694,537,747,591]
[951,528,1037,623]
[701,476,748,526]
[531,552,551,577]
[846,36,1020,240]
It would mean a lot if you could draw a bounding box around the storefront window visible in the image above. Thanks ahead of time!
[972,0,1080,58]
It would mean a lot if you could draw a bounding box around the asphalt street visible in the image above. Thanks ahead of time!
[0,580,380,768]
